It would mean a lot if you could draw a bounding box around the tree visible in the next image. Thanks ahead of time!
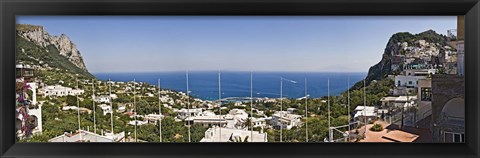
[190,124,207,142]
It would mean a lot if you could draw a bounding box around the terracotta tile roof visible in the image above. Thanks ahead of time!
[382,130,419,142]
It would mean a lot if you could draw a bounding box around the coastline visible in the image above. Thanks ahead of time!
[93,71,366,101]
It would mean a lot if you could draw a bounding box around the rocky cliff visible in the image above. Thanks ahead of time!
[353,30,454,89]
[16,24,88,71]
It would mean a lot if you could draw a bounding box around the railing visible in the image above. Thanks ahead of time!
[439,112,464,127]
[416,106,432,122]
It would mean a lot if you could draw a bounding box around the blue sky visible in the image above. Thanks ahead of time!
[16,16,456,73]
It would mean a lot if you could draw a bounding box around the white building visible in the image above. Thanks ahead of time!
[225,109,249,129]
[353,106,377,122]
[41,85,84,97]
[128,120,148,126]
[186,115,228,127]
[403,69,436,76]
[61,106,92,114]
[176,108,203,120]
[234,101,246,107]
[110,94,118,100]
[117,104,126,113]
[200,127,267,142]
[144,113,164,124]
[15,81,43,137]
[251,117,267,129]
[394,75,426,88]
[287,108,296,114]
[49,130,125,142]
[380,96,417,108]
[270,111,302,130]
[145,93,154,97]
[94,95,111,103]
[99,104,112,115]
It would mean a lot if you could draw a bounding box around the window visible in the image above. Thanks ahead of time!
[397,81,401,86]
[444,132,464,143]
[408,81,413,85]
[421,88,432,101]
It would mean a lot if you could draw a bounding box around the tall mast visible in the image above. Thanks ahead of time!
[218,70,222,142]
[363,79,367,139]
[92,79,97,141]
[158,79,162,142]
[76,79,82,141]
[347,77,351,142]
[250,71,253,142]
[305,77,308,142]
[109,79,114,135]
[280,78,283,142]
[328,78,331,142]
[186,70,191,142]
[134,79,137,142]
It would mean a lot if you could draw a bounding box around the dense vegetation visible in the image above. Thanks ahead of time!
[16,35,94,79]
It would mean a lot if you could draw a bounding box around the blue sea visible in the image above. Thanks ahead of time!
[94,71,366,101]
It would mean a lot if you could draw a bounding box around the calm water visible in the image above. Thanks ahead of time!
[94,71,366,101]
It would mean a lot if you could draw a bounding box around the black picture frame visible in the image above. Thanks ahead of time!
[1,0,479,158]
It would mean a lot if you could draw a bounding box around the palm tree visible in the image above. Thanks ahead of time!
[229,133,250,142]
[243,117,253,129]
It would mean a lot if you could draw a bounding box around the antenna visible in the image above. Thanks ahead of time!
[347,77,351,142]
[280,77,283,142]
[363,79,367,139]
[278,77,297,142]
[250,71,253,142]
[218,70,222,142]
[134,79,137,142]
[92,79,97,142]
[76,79,82,141]
[328,78,331,142]
[158,79,162,142]
[109,79,114,136]
[305,77,308,142]
[186,70,191,142]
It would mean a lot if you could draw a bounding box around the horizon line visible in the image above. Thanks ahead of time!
[91,70,368,74]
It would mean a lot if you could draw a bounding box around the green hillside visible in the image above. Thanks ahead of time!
[16,35,95,79]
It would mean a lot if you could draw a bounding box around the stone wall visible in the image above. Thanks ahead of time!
[430,74,464,142]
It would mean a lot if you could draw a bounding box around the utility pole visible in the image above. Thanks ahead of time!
[305,77,308,142]
[186,70,191,142]
[280,78,283,142]
[363,79,367,139]
[158,79,162,142]
[109,79,114,135]
[250,71,253,142]
[134,79,137,142]
[347,77,351,142]
[92,79,97,142]
[218,70,222,142]
[402,88,408,129]
[76,79,82,141]
[328,78,331,142]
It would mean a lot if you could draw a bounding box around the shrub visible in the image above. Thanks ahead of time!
[369,123,383,132]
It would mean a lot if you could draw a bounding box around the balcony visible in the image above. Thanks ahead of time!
[439,112,464,128]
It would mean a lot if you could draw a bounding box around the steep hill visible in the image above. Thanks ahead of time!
[16,24,94,79]
[351,30,454,90]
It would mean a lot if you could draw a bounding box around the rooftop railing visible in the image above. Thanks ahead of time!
[439,112,464,127]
